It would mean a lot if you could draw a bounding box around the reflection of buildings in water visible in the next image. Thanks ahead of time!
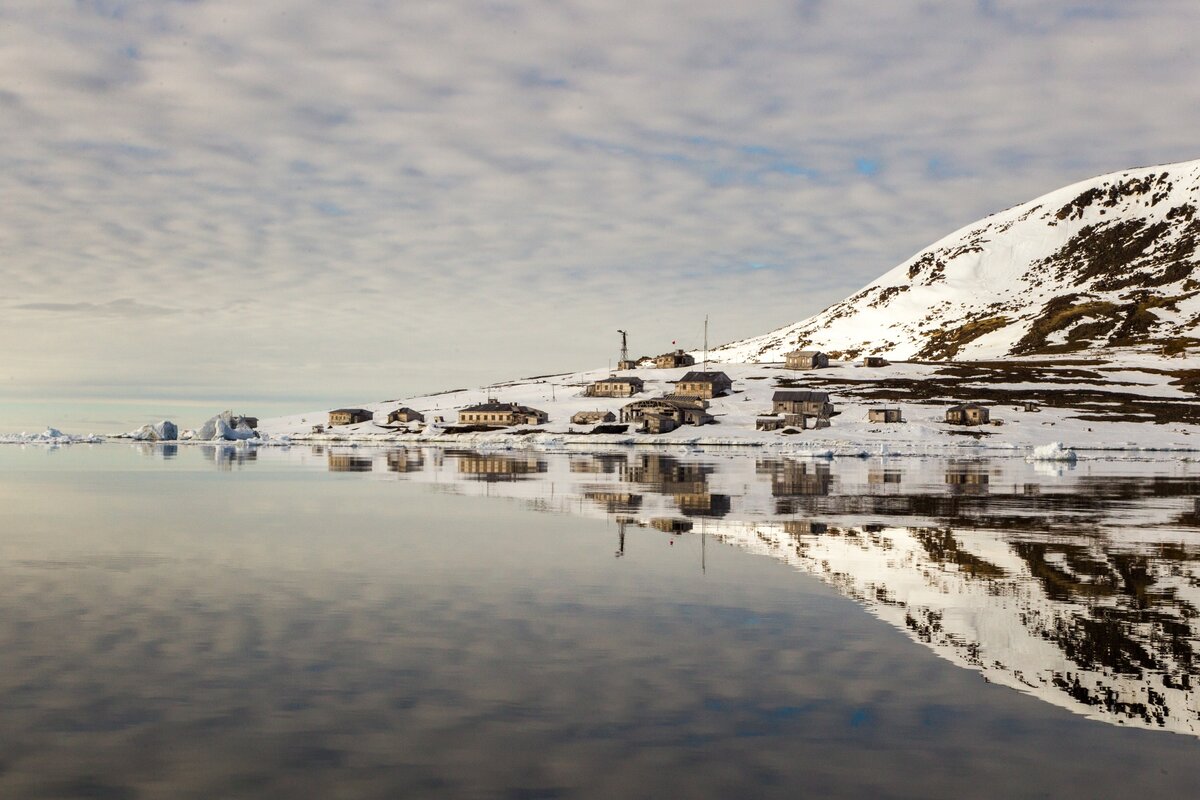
[650,517,693,533]
[569,454,628,474]
[386,448,425,473]
[867,469,901,485]
[945,462,990,495]
[676,492,731,517]
[457,453,548,482]
[758,458,833,497]
[584,490,642,514]
[328,453,374,472]
[623,454,728,518]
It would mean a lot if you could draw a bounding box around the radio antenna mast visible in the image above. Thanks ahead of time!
[617,329,629,370]
[703,316,708,370]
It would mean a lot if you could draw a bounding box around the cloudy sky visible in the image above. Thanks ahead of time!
[3,0,1199,432]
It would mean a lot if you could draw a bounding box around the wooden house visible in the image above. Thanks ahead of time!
[572,410,616,425]
[785,350,829,369]
[586,376,644,397]
[862,356,889,368]
[756,416,785,431]
[945,403,990,425]
[387,407,425,424]
[654,349,696,369]
[328,408,373,426]
[1022,401,1041,412]
[620,396,713,427]
[458,401,548,427]
[867,408,903,423]
[772,390,834,418]
[673,371,732,399]
[641,413,679,434]
[617,359,639,371]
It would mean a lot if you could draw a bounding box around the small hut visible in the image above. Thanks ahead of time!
[945,403,990,426]
[387,407,425,424]
[868,408,903,423]
[572,410,617,425]
[862,356,889,368]
[785,350,829,370]
[329,408,373,426]
[654,349,696,369]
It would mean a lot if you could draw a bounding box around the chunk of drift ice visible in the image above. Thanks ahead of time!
[1029,442,1077,462]
[127,420,179,441]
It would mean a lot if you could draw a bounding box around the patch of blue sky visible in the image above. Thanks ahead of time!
[854,157,881,177]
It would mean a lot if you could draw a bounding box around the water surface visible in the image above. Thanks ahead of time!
[1,444,1199,798]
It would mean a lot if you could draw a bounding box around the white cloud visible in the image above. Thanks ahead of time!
[2,0,1199,428]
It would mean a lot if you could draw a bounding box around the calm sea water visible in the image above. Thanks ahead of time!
[2,444,1199,799]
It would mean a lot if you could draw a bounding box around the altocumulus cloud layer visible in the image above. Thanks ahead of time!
[2,0,1199,427]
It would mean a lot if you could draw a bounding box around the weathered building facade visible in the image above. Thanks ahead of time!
[458,402,549,427]
[585,376,644,397]
[785,350,829,369]
[328,408,374,426]
[387,407,425,424]
[654,349,696,369]
[620,396,713,427]
[945,403,990,425]
[867,408,903,423]
[772,390,834,418]
[571,410,617,425]
[672,371,733,399]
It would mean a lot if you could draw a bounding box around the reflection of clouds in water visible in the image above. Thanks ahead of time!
[4,445,1200,796]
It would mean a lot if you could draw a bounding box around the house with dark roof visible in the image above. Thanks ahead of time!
[654,349,696,369]
[328,408,374,426]
[586,376,644,398]
[458,401,548,427]
[387,407,425,424]
[673,371,732,399]
[785,350,829,369]
[771,390,833,418]
[620,396,713,427]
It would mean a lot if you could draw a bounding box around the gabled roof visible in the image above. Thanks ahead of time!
[676,371,731,382]
[462,402,545,414]
[330,408,371,415]
[787,349,825,356]
[594,376,644,384]
[772,390,830,402]
[946,403,987,411]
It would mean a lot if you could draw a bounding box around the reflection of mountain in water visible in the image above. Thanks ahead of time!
[186,444,1200,735]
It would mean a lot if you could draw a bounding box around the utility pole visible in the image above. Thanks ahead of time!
[703,315,708,370]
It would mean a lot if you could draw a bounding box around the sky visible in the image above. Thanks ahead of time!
[3,0,1200,433]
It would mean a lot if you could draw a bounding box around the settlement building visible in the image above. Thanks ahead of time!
[328,408,373,426]
[586,376,644,398]
[620,396,713,427]
[458,401,549,427]
[571,410,617,425]
[654,349,696,369]
[945,403,990,425]
[772,390,834,418]
[673,371,733,399]
[867,408,904,423]
[785,350,829,370]
[386,407,425,424]
[862,356,889,368]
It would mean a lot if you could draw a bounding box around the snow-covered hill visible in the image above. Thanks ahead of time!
[713,159,1200,363]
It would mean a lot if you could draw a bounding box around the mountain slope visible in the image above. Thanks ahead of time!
[713,159,1200,363]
